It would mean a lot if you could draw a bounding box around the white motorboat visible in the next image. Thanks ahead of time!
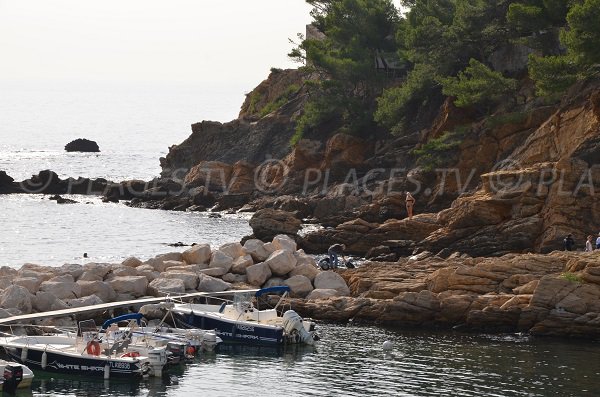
[0,360,34,392]
[171,286,318,346]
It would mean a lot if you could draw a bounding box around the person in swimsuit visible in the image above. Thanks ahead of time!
[405,192,415,220]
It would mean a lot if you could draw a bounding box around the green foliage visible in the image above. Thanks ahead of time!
[561,0,600,66]
[258,84,300,118]
[485,110,529,129]
[528,54,579,96]
[375,63,437,135]
[292,97,340,146]
[560,272,583,283]
[439,59,518,110]
[411,125,469,170]
[247,90,263,115]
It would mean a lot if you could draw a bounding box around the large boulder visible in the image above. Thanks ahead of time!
[272,234,297,252]
[82,263,112,279]
[162,272,199,290]
[0,285,33,313]
[182,244,212,265]
[246,262,273,286]
[284,275,314,298]
[77,280,117,302]
[228,160,255,194]
[249,209,301,241]
[243,239,273,262]
[289,263,319,282]
[197,274,231,292]
[14,277,42,294]
[105,265,138,280]
[58,263,84,279]
[209,251,234,273]
[147,278,186,297]
[108,276,148,298]
[218,242,245,259]
[198,267,228,277]
[39,278,81,300]
[64,138,100,152]
[314,272,350,296]
[66,294,104,308]
[306,288,344,300]
[144,252,184,272]
[184,161,233,192]
[264,250,297,277]
[231,255,254,275]
[32,291,69,312]
[122,257,143,268]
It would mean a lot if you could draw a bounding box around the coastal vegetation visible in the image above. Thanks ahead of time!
[287,0,600,162]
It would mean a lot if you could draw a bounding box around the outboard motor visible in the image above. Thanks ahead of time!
[3,364,23,393]
[166,342,186,364]
[282,310,315,345]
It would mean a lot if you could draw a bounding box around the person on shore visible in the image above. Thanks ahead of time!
[564,234,575,251]
[328,243,346,269]
[405,192,416,220]
[585,235,594,252]
[596,232,600,250]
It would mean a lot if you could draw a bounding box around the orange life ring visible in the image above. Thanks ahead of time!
[121,351,140,358]
[86,340,101,356]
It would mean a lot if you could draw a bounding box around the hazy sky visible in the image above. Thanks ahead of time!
[0,0,315,86]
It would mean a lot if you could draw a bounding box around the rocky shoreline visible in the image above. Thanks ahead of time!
[1,232,599,339]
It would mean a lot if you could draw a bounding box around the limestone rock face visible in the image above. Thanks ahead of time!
[108,276,148,298]
[184,161,233,192]
[182,244,212,265]
[306,289,342,300]
[249,209,301,241]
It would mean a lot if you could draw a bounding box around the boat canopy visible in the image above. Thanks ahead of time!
[255,286,290,297]
[101,313,143,329]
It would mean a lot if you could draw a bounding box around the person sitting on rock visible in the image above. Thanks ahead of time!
[564,234,575,251]
[405,192,416,220]
[586,235,594,252]
[328,243,346,268]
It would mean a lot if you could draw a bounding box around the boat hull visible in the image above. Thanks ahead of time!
[3,346,144,378]
[172,311,285,346]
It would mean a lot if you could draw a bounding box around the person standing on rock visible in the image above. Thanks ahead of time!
[328,243,346,269]
[585,235,594,252]
[564,234,575,251]
[405,192,416,220]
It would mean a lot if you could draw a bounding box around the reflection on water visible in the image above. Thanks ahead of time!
[25,324,600,397]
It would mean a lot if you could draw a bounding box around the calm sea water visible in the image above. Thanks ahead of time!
[2,83,598,397]
[25,325,600,397]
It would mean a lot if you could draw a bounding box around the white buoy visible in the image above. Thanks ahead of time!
[382,340,393,351]
[41,351,48,369]
[104,363,110,380]
[20,347,28,362]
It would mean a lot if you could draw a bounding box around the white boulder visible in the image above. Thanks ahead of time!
[154,260,186,273]
[218,242,245,259]
[40,278,81,300]
[231,255,254,275]
[66,294,104,308]
[32,291,69,312]
[58,263,84,279]
[243,239,272,262]
[122,256,143,267]
[145,252,184,271]
[197,274,231,292]
[77,280,117,302]
[82,262,112,279]
[147,278,186,297]
[306,288,343,300]
[108,276,148,297]
[162,272,199,290]
[209,251,234,273]
[284,275,314,298]
[246,262,272,286]
[272,234,297,252]
[198,268,228,277]
[264,250,297,276]
[14,277,42,294]
[78,271,103,282]
[314,272,350,296]
[182,244,212,265]
[289,263,320,282]
[0,285,33,313]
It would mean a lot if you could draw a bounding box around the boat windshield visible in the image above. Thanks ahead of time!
[233,292,254,312]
